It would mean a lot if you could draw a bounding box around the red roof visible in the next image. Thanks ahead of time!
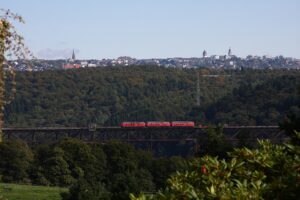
[63,64,81,69]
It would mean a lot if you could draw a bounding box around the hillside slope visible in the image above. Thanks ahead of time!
[4,66,300,127]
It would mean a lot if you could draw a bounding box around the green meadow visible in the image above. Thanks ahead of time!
[0,183,67,200]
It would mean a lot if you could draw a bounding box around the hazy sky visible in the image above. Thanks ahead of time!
[2,0,300,59]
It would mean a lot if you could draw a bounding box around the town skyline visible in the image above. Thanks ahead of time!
[19,47,300,60]
[2,0,300,59]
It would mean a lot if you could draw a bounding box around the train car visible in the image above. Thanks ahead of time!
[171,121,195,127]
[120,122,146,127]
[146,121,171,127]
[198,124,209,129]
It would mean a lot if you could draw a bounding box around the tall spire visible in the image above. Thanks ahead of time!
[203,50,207,58]
[228,47,232,57]
[72,50,75,60]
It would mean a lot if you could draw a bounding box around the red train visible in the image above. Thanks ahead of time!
[120,121,206,128]
[120,122,146,127]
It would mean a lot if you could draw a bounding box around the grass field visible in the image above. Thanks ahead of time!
[0,183,68,200]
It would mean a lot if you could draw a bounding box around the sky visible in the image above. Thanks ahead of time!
[1,0,300,59]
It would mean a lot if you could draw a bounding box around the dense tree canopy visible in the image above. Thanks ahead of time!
[131,134,300,200]
[0,139,188,200]
[4,67,300,127]
[1,9,30,143]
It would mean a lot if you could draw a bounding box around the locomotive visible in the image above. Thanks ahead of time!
[120,121,207,128]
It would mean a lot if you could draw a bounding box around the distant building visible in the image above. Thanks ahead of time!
[68,50,76,62]
[63,63,81,69]
[87,63,97,67]
[63,50,81,69]
[228,47,232,57]
[72,50,76,60]
[219,55,226,60]
[80,61,88,67]
[246,55,253,60]
[212,55,220,59]
[203,50,208,58]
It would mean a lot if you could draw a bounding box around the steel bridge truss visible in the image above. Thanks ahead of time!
[2,126,286,144]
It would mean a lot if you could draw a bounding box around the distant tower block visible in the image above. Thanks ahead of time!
[228,47,232,57]
[203,50,207,58]
[72,50,76,60]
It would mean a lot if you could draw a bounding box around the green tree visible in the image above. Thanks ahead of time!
[103,142,151,200]
[0,140,33,183]
[33,146,75,186]
[197,125,233,158]
[151,157,187,190]
[61,178,110,200]
[131,136,300,200]
[58,138,106,182]
[280,86,300,145]
[0,9,30,142]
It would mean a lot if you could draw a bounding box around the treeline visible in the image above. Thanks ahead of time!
[0,109,298,200]
[0,121,298,200]
[205,74,300,125]
[4,66,300,127]
[131,119,300,200]
[0,139,187,200]
[132,135,300,200]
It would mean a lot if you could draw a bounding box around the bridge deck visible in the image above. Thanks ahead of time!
[2,125,280,132]
[1,126,286,146]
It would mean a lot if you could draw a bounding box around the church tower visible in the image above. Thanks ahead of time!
[228,47,232,57]
[203,50,207,58]
[72,50,76,60]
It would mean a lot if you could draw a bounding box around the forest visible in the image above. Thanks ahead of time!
[1,66,300,199]
[0,138,189,200]
[0,126,299,200]
[4,66,300,127]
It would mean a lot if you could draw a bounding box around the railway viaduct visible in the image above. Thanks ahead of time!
[2,126,287,156]
[2,125,286,144]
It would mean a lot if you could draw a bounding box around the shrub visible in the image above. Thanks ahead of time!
[131,133,300,199]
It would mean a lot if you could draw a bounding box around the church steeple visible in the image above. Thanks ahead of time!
[203,50,207,58]
[228,47,232,57]
[72,50,76,60]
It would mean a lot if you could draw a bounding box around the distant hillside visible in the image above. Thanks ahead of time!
[204,74,300,125]
[4,66,300,127]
